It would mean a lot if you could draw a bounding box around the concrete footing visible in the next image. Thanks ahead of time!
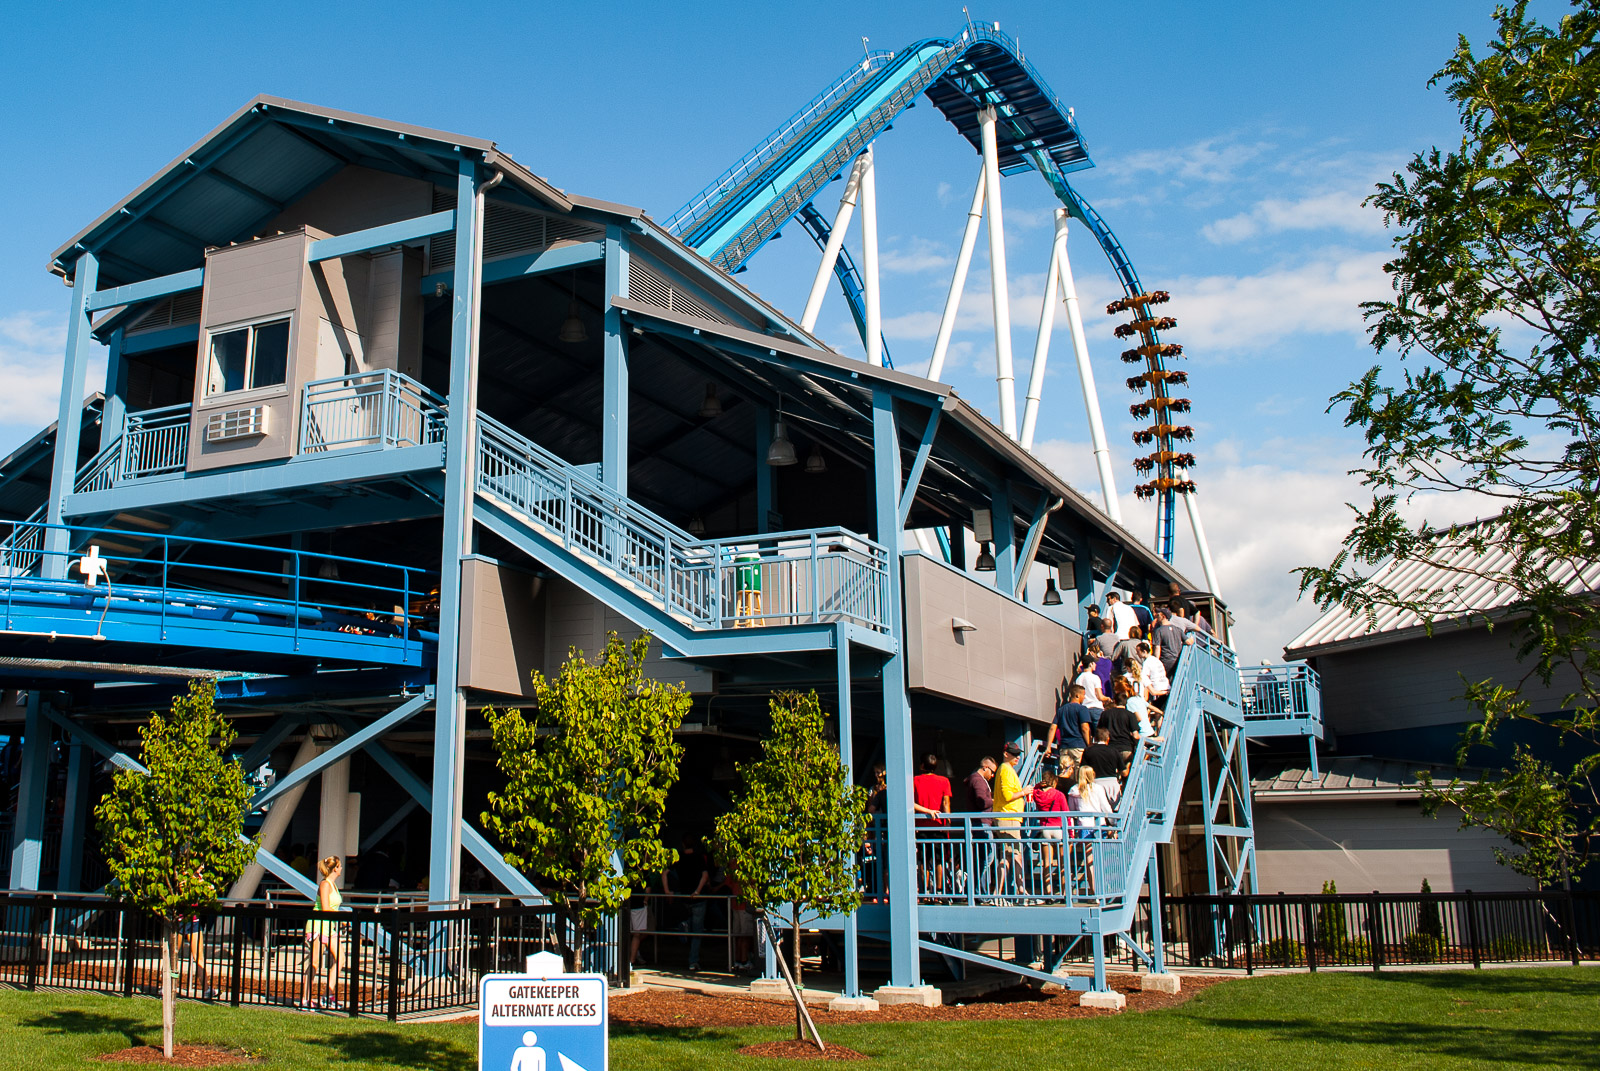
[828,995,881,1012]
[872,984,942,1007]
[1079,990,1127,1011]
[1139,972,1181,994]
[749,979,790,1000]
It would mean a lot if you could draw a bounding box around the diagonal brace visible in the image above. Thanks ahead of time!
[897,399,945,528]
[249,691,431,812]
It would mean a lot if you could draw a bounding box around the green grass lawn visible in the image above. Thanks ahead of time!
[0,968,1594,1070]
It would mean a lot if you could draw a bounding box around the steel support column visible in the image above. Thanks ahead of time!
[991,482,1015,594]
[8,694,51,890]
[1147,854,1167,974]
[602,227,630,495]
[45,252,100,577]
[858,143,883,368]
[755,404,774,532]
[58,743,91,891]
[927,168,984,381]
[429,158,483,901]
[1073,532,1095,634]
[836,634,861,998]
[871,387,918,986]
[977,108,1017,438]
[101,328,126,454]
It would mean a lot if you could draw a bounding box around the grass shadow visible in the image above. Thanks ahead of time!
[1202,1015,1597,1067]
[1364,967,1599,999]
[21,1009,148,1048]
[318,1030,475,1070]
[613,1024,745,1044]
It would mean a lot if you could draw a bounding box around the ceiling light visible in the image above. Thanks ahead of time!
[1042,576,1062,605]
[698,383,723,419]
[559,273,587,343]
[687,513,707,537]
[767,401,797,466]
[974,542,996,572]
[804,444,827,474]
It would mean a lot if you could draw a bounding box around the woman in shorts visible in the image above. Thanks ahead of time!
[301,856,344,1010]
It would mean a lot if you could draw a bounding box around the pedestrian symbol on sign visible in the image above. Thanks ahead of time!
[510,1031,545,1071]
[480,969,607,1071]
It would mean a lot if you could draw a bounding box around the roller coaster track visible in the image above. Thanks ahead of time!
[666,21,1188,562]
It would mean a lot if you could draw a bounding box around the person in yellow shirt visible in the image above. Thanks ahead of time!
[991,742,1029,899]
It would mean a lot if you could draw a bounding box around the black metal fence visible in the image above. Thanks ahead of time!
[1116,890,1600,972]
[0,892,625,1020]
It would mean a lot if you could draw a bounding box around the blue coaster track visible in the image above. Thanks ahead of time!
[665,21,1188,563]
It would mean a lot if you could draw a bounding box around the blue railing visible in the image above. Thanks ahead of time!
[0,522,436,662]
[1241,662,1323,739]
[299,370,447,453]
[474,415,890,633]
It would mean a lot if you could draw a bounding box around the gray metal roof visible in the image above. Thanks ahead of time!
[1284,516,1600,659]
[1252,755,1480,799]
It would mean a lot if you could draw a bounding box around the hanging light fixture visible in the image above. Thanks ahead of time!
[558,273,588,343]
[804,444,827,474]
[1042,574,1063,605]
[687,513,707,537]
[974,542,996,572]
[766,400,797,466]
[698,383,723,419]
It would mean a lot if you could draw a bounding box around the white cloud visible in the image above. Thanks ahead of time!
[1203,187,1385,244]
[1103,136,1273,185]
[879,237,953,275]
[0,310,94,458]
[1162,250,1391,353]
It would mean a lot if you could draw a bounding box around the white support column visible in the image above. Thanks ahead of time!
[800,155,869,333]
[978,107,1017,439]
[927,168,985,381]
[1020,208,1069,450]
[229,734,320,903]
[1179,472,1222,597]
[859,144,883,367]
[318,730,351,889]
[1057,223,1123,523]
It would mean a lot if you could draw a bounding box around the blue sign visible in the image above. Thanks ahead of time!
[480,971,608,1071]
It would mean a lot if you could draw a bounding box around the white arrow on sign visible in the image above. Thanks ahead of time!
[557,1054,591,1071]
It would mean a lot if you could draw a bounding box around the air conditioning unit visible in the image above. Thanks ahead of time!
[206,405,269,443]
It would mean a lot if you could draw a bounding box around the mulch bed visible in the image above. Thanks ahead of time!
[95,1046,255,1066]
[603,972,1222,1027]
[739,1040,868,1060]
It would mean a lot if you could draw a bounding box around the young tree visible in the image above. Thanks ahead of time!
[483,633,689,971]
[95,680,257,1058]
[1298,0,1600,884]
[711,690,869,998]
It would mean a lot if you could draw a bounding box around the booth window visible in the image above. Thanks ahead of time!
[206,318,290,395]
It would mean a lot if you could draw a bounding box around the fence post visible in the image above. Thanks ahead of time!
[1243,894,1255,975]
[347,914,362,1018]
[1465,889,1482,969]
[1369,891,1382,972]
[229,914,245,1006]
[26,900,42,990]
[386,909,402,1022]
[1302,897,1317,972]
[1563,889,1580,967]
[122,905,137,997]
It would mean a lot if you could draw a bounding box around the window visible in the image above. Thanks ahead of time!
[206,318,291,396]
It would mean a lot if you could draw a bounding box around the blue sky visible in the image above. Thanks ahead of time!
[0,0,1546,660]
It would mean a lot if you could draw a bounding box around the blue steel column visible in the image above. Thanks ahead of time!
[44,251,101,578]
[1147,854,1167,974]
[836,634,860,998]
[429,159,483,901]
[8,694,50,890]
[1072,532,1095,634]
[601,227,629,495]
[871,387,918,986]
[58,743,91,891]
[991,483,1015,594]
[101,328,126,453]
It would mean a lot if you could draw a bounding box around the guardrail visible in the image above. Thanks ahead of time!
[123,403,191,478]
[299,370,447,453]
[0,522,437,661]
[475,414,890,633]
[1241,662,1322,738]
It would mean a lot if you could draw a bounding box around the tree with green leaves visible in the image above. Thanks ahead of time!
[711,690,869,998]
[96,680,257,1058]
[1298,0,1600,886]
[483,633,689,971]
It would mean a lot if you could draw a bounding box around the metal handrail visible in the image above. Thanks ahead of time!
[474,415,891,632]
[121,403,191,480]
[299,369,447,454]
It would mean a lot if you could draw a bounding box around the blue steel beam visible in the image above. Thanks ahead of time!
[86,267,205,312]
[602,228,630,496]
[248,691,432,812]
[117,323,198,355]
[897,399,944,529]
[307,210,456,263]
[45,253,100,579]
[835,631,860,998]
[7,695,50,890]
[423,240,604,294]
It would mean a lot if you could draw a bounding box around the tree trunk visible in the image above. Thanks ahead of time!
[792,907,803,990]
[160,919,175,1059]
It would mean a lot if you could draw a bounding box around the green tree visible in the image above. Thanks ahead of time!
[711,690,869,996]
[1418,877,1444,941]
[95,680,257,1058]
[483,633,689,971]
[1298,0,1600,885]
[1314,879,1349,954]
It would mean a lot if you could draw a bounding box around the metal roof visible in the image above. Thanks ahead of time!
[1284,516,1600,659]
[49,95,573,286]
[1252,755,1480,800]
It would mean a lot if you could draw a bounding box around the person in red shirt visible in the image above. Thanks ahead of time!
[912,754,953,896]
[1031,770,1070,895]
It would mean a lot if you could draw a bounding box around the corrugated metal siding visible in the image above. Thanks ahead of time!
[1286,518,1600,655]
[1254,800,1535,893]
